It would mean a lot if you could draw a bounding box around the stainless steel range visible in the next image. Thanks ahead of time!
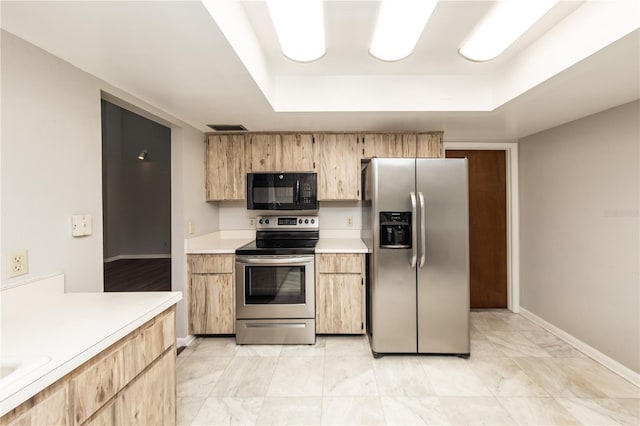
[235,215,318,344]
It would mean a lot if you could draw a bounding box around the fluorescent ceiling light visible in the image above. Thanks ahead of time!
[459,0,560,62]
[369,0,438,61]
[266,0,325,63]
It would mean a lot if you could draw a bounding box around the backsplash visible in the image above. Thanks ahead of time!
[218,201,362,230]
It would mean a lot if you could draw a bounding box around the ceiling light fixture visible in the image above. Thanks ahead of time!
[137,150,148,161]
[266,0,325,63]
[369,0,438,62]
[459,0,560,62]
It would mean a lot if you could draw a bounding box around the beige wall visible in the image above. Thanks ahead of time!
[1,31,218,339]
[519,100,639,373]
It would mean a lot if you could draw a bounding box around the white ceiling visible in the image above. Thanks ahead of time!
[1,1,639,140]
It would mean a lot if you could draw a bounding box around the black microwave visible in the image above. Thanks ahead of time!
[247,172,318,210]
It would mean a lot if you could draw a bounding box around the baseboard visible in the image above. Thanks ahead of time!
[104,254,171,263]
[520,308,640,388]
[177,335,196,348]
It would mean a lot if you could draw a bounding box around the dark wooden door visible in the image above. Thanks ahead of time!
[446,150,507,308]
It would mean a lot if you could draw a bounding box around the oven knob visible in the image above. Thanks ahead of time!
[265,219,270,224]
[298,219,303,224]
[258,219,263,224]
[305,219,309,224]
[311,219,315,224]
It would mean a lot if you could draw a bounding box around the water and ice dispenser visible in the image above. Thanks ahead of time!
[379,212,412,248]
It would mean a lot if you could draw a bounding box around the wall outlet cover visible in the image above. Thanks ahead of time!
[8,249,29,278]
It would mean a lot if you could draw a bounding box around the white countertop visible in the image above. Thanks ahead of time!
[185,230,254,254]
[186,230,370,254]
[317,230,369,253]
[0,274,182,416]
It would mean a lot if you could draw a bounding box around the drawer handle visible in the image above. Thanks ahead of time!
[244,323,307,328]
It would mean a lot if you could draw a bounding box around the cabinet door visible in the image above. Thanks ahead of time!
[248,134,281,172]
[416,133,443,158]
[401,133,418,158]
[316,273,364,334]
[363,133,418,159]
[315,133,360,200]
[189,273,235,334]
[363,134,404,158]
[281,134,315,172]
[206,134,246,201]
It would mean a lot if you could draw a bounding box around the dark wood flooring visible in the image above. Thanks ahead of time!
[104,258,171,292]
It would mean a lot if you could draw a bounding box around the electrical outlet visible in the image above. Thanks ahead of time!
[347,216,353,228]
[248,218,256,227]
[188,220,194,235]
[8,249,29,278]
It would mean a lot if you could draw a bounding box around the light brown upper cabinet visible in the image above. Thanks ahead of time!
[280,134,315,172]
[314,133,360,201]
[247,133,281,172]
[362,132,443,159]
[248,133,315,172]
[205,134,246,201]
[416,132,444,158]
[362,133,418,159]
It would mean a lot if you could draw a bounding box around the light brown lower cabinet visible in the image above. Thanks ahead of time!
[1,382,68,426]
[315,253,366,334]
[187,254,235,334]
[1,306,177,426]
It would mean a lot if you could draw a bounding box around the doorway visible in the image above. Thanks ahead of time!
[101,100,172,292]
[446,149,508,308]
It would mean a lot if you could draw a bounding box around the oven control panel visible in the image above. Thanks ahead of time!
[256,215,319,230]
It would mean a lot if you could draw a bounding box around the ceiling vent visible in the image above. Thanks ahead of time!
[207,124,248,131]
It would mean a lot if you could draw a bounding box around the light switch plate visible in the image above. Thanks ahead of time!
[72,214,92,237]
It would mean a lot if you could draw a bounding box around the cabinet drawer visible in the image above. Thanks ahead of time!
[317,254,363,274]
[121,308,175,384]
[72,307,175,425]
[5,383,68,426]
[188,254,234,274]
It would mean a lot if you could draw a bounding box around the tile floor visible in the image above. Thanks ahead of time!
[176,311,639,425]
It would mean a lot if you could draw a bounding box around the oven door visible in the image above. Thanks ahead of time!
[236,255,315,319]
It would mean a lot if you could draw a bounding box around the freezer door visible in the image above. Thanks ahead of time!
[416,158,470,354]
[369,158,418,354]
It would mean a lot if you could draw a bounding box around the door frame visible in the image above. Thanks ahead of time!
[443,141,520,313]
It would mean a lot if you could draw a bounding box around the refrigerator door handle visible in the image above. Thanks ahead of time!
[418,191,426,268]
[410,191,418,268]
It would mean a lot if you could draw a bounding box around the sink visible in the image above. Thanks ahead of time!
[0,356,51,387]
[0,365,18,379]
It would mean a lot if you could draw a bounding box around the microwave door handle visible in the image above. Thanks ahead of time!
[419,192,426,268]
[296,179,301,205]
[410,192,417,268]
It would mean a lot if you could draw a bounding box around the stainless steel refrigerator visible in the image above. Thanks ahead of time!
[362,158,470,356]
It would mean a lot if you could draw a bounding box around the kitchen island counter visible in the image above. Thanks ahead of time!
[0,274,181,416]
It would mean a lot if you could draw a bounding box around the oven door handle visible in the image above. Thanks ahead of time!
[235,256,315,265]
